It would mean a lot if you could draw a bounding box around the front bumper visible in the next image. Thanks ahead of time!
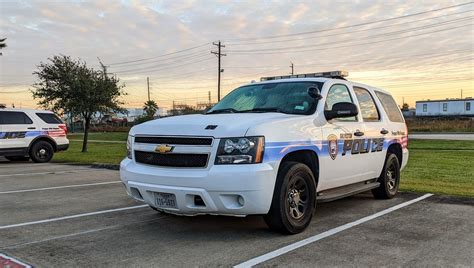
[120,158,277,216]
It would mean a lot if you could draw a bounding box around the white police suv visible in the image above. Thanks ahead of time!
[0,108,69,163]
[120,71,408,234]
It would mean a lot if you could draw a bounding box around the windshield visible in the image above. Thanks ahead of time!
[207,81,324,115]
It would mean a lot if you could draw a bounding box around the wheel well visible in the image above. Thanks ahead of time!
[29,136,57,152]
[280,150,319,185]
[387,143,402,164]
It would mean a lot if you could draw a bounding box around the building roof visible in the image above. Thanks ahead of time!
[416,97,473,103]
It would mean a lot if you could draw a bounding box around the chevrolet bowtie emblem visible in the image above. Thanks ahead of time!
[155,144,174,154]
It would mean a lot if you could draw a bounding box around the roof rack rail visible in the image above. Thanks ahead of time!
[260,70,348,81]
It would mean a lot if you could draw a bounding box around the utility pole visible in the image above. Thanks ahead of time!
[147,77,150,102]
[208,91,211,104]
[211,41,226,101]
[290,62,294,75]
[461,89,463,99]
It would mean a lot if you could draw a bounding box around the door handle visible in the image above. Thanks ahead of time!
[354,130,364,137]
[27,127,36,130]
[380,129,389,135]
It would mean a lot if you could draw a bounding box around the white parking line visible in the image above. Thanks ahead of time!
[0,205,149,230]
[2,217,167,250]
[0,181,121,194]
[234,193,434,268]
[0,168,108,177]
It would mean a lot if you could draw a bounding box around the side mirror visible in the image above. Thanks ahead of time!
[324,102,358,120]
[307,87,322,100]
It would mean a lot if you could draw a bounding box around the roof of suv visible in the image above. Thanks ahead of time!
[0,108,55,113]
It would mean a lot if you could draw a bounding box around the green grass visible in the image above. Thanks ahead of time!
[53,133,474,197]
[53,140,126,164]
[67,132,128,141]
[400,140,474,197]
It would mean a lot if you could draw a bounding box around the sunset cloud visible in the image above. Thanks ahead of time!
[0,0,472,109]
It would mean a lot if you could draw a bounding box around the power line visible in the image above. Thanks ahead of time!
[227,21,473,54]
[224,2,473,42]
[106,42,211,66]
[107,49,210,68]
[227,9,473,46]
[113,56,214,74]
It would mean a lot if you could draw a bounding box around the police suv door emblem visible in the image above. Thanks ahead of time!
[327,134,338,160]
[155,144,174,154]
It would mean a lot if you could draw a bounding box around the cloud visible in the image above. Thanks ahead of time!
[0,0,472,108]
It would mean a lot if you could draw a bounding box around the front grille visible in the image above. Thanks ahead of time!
[134,151,208,168]
[134,136,212,146]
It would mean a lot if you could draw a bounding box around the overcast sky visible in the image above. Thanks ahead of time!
[0,0,472,109]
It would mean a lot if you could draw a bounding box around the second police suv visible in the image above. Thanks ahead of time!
[120,71,408,234]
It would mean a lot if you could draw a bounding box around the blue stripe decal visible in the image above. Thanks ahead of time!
[264,138,401,162]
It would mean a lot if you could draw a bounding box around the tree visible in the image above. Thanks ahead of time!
[0,38,6,55]
[402,103,409,111]
[143,100,159,119]
[32,55,126,152]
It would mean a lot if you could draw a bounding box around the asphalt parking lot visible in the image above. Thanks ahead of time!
[0,162,473,267]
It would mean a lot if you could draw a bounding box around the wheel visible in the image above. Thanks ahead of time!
[29,141,54,163]
[264,161,316,234]
[5,156,30,162]
[372,154,400,199]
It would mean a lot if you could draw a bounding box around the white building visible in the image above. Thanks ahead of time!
[416,98,474,117]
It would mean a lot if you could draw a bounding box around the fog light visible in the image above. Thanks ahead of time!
[238,195,245,206]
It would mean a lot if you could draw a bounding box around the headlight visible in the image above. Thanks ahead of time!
[216,136,264,164]
[126,135,133,159]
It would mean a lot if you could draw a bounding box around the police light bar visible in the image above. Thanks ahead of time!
[260,70,348,81]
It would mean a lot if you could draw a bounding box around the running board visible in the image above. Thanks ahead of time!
[317,181,380,203]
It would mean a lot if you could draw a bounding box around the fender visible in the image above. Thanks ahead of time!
[28,135,58,152]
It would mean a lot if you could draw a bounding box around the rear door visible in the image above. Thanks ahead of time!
[0,111,37,153]
[353,86,386,178]
[319,82,368,190]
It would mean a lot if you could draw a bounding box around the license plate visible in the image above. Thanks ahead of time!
[155,192,177,209]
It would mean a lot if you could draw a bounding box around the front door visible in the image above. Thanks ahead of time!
[319,83,368,190]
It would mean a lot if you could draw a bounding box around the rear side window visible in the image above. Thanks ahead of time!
[354,87,380,122]
[0,111,33,124]
[375,91,404,123]
[36,113,63,124]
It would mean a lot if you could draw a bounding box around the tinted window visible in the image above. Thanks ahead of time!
[467,102,471,111]
[0,111,33,124]
[423,104,427,112]
[354,87,380,122]
[374,91,404,123]
[36,113,63,124]
[443,103,448,112]
[208,82,323,115]
[325,84,356,121]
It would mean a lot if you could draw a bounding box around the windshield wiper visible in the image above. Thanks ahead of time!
[239,107,287,113]
[205,108,239,114]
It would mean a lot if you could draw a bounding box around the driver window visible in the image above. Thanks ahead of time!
[325,84,356,121]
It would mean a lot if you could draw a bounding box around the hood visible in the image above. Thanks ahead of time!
[130,113,293,138]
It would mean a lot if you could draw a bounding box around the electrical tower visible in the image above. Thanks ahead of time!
[211,41,226,101]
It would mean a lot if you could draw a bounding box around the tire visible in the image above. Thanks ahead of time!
[5,156,30,162]
[372,154,400,199]
[264,161,316,234]
[29,141,54,163]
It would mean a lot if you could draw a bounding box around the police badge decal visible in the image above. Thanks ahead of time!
[327,134,338,160]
